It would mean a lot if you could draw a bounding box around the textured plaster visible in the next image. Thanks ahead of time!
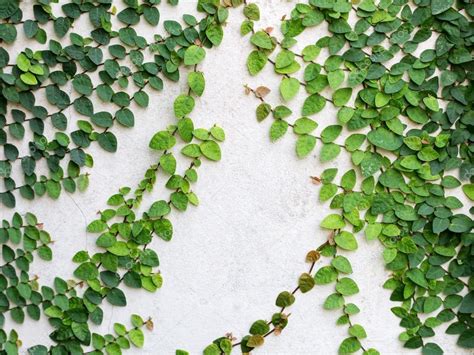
[1,1,469,354]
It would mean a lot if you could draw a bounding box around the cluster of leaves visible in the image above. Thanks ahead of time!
[0,0,229,208]
[37,54,225,353]
[201,0,473,354]
[0,0,237,353]
[3,0,472,353]
[0,212,150,355]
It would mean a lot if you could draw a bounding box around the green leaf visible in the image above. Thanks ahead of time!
[206,24,223,46]
[328,70,344,89]
[210,126,225,141]
[164,20,182,35]
[320,143,341,162]
[302,45,320,61]
[148,201,171,218]
[249,320,269,335]
[87,220,107,233]
[321,214,345,229]
[20,72,37,85]
[97,132,117,152]
[335,231,358,251]
[241,20,253,36]
[365,223,382,241]
[423,296,442,313]
[174,95,195,118]
[92,112,113,128]
[171,192,188,211]
[11,307,25,323]
[379,169,405,189]
[321,125,342,143]
[422,343,443,355]
[149,131,176,150]
[184,45,206,66]
[74,262,99,281]
[331,256,352,274]
[250,31,273,49]
[449,215,473,233]
[188,72,205,96]
[462,184,474,201]
[418,147,439,162]
[106,288,127,306]
[203,344,220,355]
[324,293,344,310]
[407,107,428,124]
[457,329,474,348]
[134,91,149,108]
[294,117,317,134]
[114,323,127,336]
[160,154,177,175]
[314,266,338,285]
[143,6,159,25]
[73,74,93,96]
[16,53,30,72]
[181,144,201,158]
[105,343,121,355]
[275,50,295,69]
[296,135,316,158]
[280,78,300,101]
[423,96,439,111]
[406,268,428,288]
[349,324,367,339]
[319,184,337,202]
[129,329,144,347]
[247,335,264,347]
[339,337,361,354]
[298,273,315,293]
[431,0,453,14]
[270,120,288,142]
[383,248,397,264]
[367,127,402,151]
[71,322,90,342]
[244,4,260,20]
[247,51,267,75]
[341,169,356,190]
[336,277,359,296]
[38,246,52,261]
[302,94,326,116]
[332,88,352,107]
[0,0,19,20]
[46,180,61,199]
[275,291,295,307]
[459,292,474,314]
[200,141,221,161]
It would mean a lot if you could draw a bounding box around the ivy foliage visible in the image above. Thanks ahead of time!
[202,0,473,354]
[0,0,226,208]
[1,0,231,353]
[2,0,473,354]
[0,211,151,355]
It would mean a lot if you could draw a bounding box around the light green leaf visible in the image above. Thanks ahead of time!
[280,77,300,101]
[184,45,205,66]
[321,214,345,229]
[296,135,316,158]
[200,141,221,161]
[335,231,358,251]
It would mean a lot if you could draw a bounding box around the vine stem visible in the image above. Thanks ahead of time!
[230,240,329,348]
[71,63,205,295]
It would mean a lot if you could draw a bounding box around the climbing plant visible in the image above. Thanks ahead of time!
[0,0,230,353]
[201,0,473,354]
[1,0,473,354]
[0,0,226,208]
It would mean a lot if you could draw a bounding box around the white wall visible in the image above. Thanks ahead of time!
[1,1,467,354]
